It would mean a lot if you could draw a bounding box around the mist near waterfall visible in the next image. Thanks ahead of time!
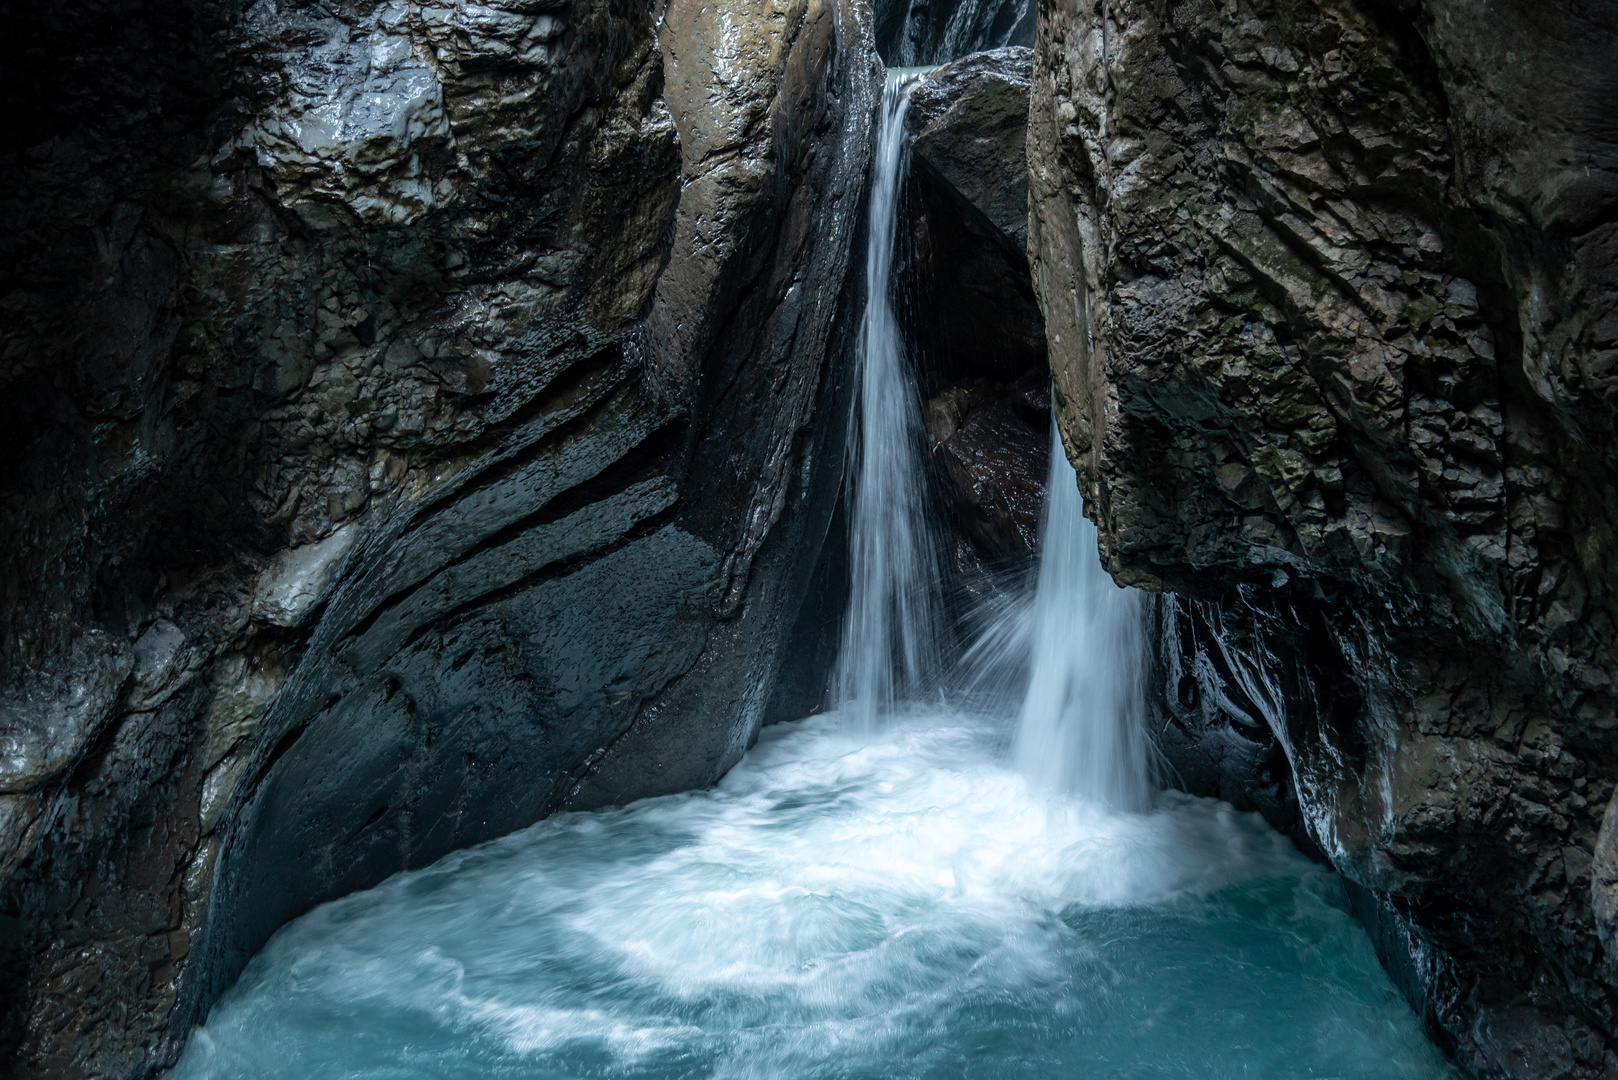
[168,708,1455,1080]
[1010,429,1154,809]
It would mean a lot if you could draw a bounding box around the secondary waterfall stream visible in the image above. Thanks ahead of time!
[1012,433,1153,809]
[167,70,1459,1080]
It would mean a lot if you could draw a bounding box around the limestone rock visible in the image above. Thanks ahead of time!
[0,631,134,795]
[250,523,361,627]
[903,149,1045,389]
[906,46,1031,249]
[1029,0,1618,1072]
[0,0,880,1072]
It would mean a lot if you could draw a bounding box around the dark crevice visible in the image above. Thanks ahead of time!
[425,416,684,583]
[349,804,390,841]
[470,343,634,450]
[245,721,309,795]
[399,360,643,537]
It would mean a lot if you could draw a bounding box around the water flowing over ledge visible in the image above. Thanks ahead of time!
[1013,428,1154,810]
[164,67,1459,1078]
[834,68,945,726]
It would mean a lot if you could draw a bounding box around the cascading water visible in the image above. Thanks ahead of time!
[164,66,1461,1080]
[834,70,943,726]
[1012,426,1153,809]
[882,0,1034,67]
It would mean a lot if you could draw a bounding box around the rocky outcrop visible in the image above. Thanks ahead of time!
[906,46,1031,249]
[1030,0,1618,1074]
[924,373,1049,580]
[0,0,879,1073]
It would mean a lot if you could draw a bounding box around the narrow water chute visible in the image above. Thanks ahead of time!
[1012,424,1153,810]
[834,69,944,725]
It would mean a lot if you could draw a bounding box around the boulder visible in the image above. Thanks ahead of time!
[906,46,1032,250]
[924,375,1048,570]
[895,58,1050,606]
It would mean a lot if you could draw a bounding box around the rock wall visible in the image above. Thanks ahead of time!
[907,47,1033,249]
[0,0,880,1074]
[1029,0,1618,1074]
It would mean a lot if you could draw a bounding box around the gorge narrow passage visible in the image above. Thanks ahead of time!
[4,0,1615,1064]
[165,70,1459,1080]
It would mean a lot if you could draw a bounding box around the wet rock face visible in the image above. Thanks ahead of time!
[1147,594,1322,858]
[1030,0,1618,1072]
[0,0,878,1073]
[903,154,1045,389]
[898,53,1049,601]
[872,0,1033,66]
[924,373,1050,585]
[906,46,1031,250]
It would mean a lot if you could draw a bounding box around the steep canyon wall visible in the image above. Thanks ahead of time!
[8,0,1611,1073]
[1028,0,1618,1074]
[0,0,880,1073]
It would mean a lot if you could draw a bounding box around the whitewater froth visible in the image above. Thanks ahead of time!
[1012,425,1154,808]
[170,708,1456,1080]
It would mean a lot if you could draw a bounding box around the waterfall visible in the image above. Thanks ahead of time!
[1012,424,1152,809]
[884,0,1034,67]
[836,70,1152,794]
[834,70,943,725]
[165,31,1461,1080]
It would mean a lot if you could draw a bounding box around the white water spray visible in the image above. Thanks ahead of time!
[835,70,943,724]
[1012,425,1153,809]
[889,0,1033,67]
[169,708,1457,1080]
[837,70,1152,801]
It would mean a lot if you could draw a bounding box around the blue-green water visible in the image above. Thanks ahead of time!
[171,709,1457,1080]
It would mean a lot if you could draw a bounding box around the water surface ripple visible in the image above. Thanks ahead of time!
[172,709,1458,1080]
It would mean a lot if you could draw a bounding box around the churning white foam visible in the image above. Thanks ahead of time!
[1012,425,1154,809]
[170,708,1456,1080]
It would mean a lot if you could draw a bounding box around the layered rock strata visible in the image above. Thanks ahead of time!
[0,0,879,1074]
[1030,0,1618,1074]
